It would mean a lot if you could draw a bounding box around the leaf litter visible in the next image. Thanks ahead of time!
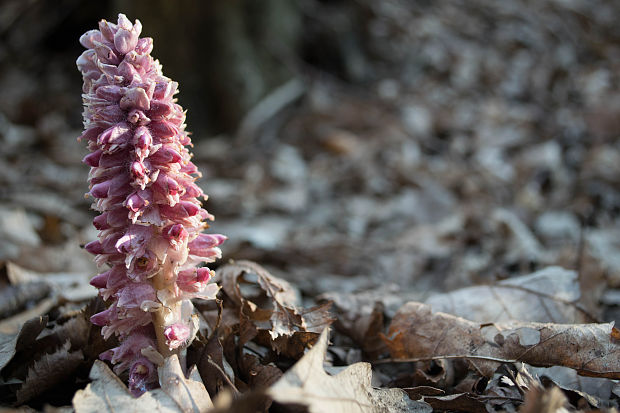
[3,0,620,411]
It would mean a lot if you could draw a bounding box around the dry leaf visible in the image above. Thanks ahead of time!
[0,299,55,336]
[0,316,47,372]
[189,335,235,397]
[0,207,41,261]
[0,282,51,319]
[73,360,180,413]
[7,262,96,302]
[218,261,334,357]
[219,260,297,309]
[318,291,387,358]
[16,342,83,404]
[240,353,282,388]
[268,329,432,413]
[479,364,541,411]
[528,365,612,405]
[425,266,592,323]
[418,393,486,413]
[158,354,213,412]
[35,315,90,354]
[220,260,301,339]
[384,302,620,379]
[209,389,271,413]
[261,302,334,358]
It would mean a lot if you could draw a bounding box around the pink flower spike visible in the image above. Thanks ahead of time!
[77,13,225,396]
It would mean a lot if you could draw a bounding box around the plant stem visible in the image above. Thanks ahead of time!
[152,260,180,359]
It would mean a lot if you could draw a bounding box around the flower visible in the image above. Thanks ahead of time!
[77,13,226,396]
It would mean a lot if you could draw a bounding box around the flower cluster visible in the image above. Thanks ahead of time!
[77,14,225,396]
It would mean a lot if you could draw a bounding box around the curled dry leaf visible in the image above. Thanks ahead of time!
[219,261,297,309]
[158,354,213,413]
[217,260,334,357]
[528,365,616,401]
[73,360,180,413]
[482,364,541,411]
[318,290,389,358]
[425,266,592,323]
[384,302,620,379]
[268,328,432,413]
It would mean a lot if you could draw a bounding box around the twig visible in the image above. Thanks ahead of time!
[373,354,521,365]
[207,356,239,395]
[236,78,305,143]
[208,298,224,342]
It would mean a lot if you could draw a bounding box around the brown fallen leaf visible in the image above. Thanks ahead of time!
[0,208,41,259]
[268,329,432,413]
[7,262,96,303]
[318,290,388,358]
[219,260,298,310]
[0,281,51,319]
[425,266,593,323]
[220,260,302,340]
[383,302,620,379]
[209,388,272,413]
[158,354,213,412]
[217,260,334,357]
[0,299,116,406]
[73,360,180,413]
[34,315,90,354]
[16,341,83,404]
[259,302,334,358]
[528,365,615,401]
[0,316,47,372]
[481,364,541,411]
[240,353,282,389]
[0,299,55,336]
[189,334,236,397]
[419,393,486,413]
[538,375,602,409]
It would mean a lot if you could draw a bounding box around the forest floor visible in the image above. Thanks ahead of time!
[1,0,620,411]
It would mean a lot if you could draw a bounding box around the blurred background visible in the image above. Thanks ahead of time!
[1,0,620,320]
